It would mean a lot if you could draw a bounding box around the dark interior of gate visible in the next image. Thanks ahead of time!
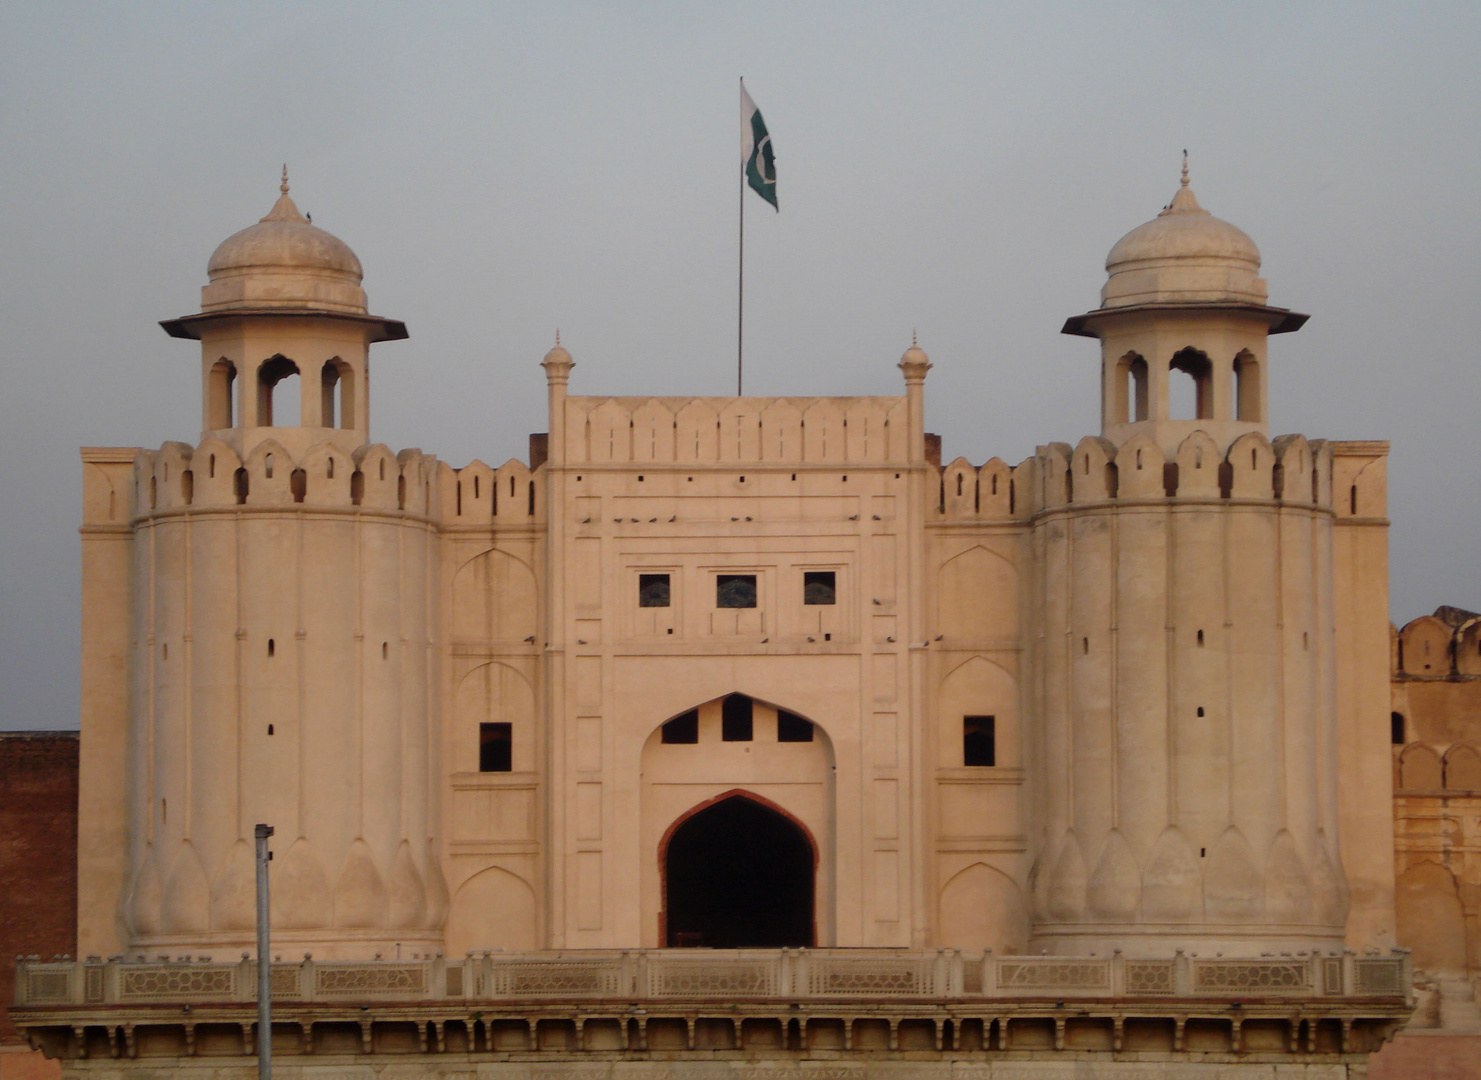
[663,793,815,948]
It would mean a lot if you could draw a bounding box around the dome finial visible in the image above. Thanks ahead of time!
[1159,150,1205,217]
[555,328,561,347]
[281,164,290,196]
[912,328,917,347]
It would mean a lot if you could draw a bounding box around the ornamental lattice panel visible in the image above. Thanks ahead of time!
[996,961,1110,990]
[497,960,622,997]
[314,964,427,997]
[118,966,235,1001]
[649,959,777,997]
[25,971,72,1004]
[1192,960,1310,993]
[1355,959,1405,995]
[808,958,931,997]
[1124,960,1176,995]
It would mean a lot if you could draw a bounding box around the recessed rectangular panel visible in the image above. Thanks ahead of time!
[576,782,602,841]
[575,656,601,706]
[575,717,602,772]
[874,712,898,767]
[874,851,899,922]
[576,851,602,930]
[873,655,897,702]
[874,779,899,839]
[573,538,601,607]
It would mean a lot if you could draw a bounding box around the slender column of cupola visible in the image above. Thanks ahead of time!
[125,172,447,959]
[1027,163,1344,957]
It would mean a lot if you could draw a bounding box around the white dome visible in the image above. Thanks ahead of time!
[1100,172,1267,308]
[199,172,368,315]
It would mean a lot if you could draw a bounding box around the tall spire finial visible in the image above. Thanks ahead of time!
[555,329,561,347]
[281,164,290,196]
[1181,149,1189,188]
[912,328,918,347]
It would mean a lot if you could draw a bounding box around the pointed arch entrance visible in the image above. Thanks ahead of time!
[660,790,816,947]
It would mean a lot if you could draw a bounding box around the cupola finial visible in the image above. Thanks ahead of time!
[1181,149,1189,188]
[281,164,290,196]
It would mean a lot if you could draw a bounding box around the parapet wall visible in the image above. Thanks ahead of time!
[1033,431,1336,511]
[127,440,550,532]
[562,397,910,466]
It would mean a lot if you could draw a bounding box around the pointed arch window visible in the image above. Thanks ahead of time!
[1169,347,1213,420]
[257,355,300,426]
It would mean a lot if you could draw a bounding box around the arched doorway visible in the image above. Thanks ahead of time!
[662,793,815,947]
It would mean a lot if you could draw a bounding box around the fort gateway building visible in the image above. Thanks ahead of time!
[14,168,1411,1078]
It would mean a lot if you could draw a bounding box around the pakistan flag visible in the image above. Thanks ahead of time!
[740,82,777,210]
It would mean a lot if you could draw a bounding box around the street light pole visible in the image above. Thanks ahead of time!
[254,824,274,1080]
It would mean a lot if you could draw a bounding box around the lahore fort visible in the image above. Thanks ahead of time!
[3,165,1480,1078]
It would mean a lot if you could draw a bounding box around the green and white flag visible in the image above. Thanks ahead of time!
[741,81,777,210]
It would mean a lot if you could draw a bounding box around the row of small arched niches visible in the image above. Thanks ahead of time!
[1392,615,1481,678]
[130,440,539,519]
[1395,742,1481,792]
[936,431,1364,519]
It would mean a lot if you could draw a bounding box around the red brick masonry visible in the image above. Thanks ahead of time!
[0,734,78,1045]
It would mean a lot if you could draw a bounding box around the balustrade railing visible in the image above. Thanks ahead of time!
[13,949,1410,1009]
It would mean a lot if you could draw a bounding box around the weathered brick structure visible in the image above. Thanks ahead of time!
[1,733,78,1080]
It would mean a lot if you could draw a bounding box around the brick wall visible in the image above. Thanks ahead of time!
[0,733,78,1044]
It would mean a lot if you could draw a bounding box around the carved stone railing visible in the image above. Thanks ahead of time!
[13,948,1411,1008]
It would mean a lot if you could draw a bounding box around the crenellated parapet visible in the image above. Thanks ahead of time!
[1393,608,1481,681]
[934,457,1035,523]
[1027,430,1336,512]
[435,458,541,527]
[561,396,910,466]
[130,440,440,517]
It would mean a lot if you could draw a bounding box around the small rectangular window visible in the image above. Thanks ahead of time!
[1391,712,1406,745]
[479,722,512,772]
[964,715,995,766]
[639,573,671,608]
[662,710,699,744]
[722,695,753,741]
[803,570,836,605]
[777,710,813,742]
[716,574,757,608]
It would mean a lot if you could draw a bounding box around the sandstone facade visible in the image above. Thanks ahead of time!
[14,167,1417,1077]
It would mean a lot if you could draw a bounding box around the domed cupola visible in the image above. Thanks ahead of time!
[202,168,367,315]
[1063,157,1307,452]
[162,169,406,452]
[1101,161,1266,308]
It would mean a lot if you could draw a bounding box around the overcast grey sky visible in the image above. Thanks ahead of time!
[1,2,1477,730]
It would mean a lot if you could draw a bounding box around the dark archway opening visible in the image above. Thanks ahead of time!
[663,794,814,948]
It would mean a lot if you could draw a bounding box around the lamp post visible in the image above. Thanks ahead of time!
[254,824,274,1080]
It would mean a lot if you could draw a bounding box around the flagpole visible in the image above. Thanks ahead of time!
[737,76,744,397]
